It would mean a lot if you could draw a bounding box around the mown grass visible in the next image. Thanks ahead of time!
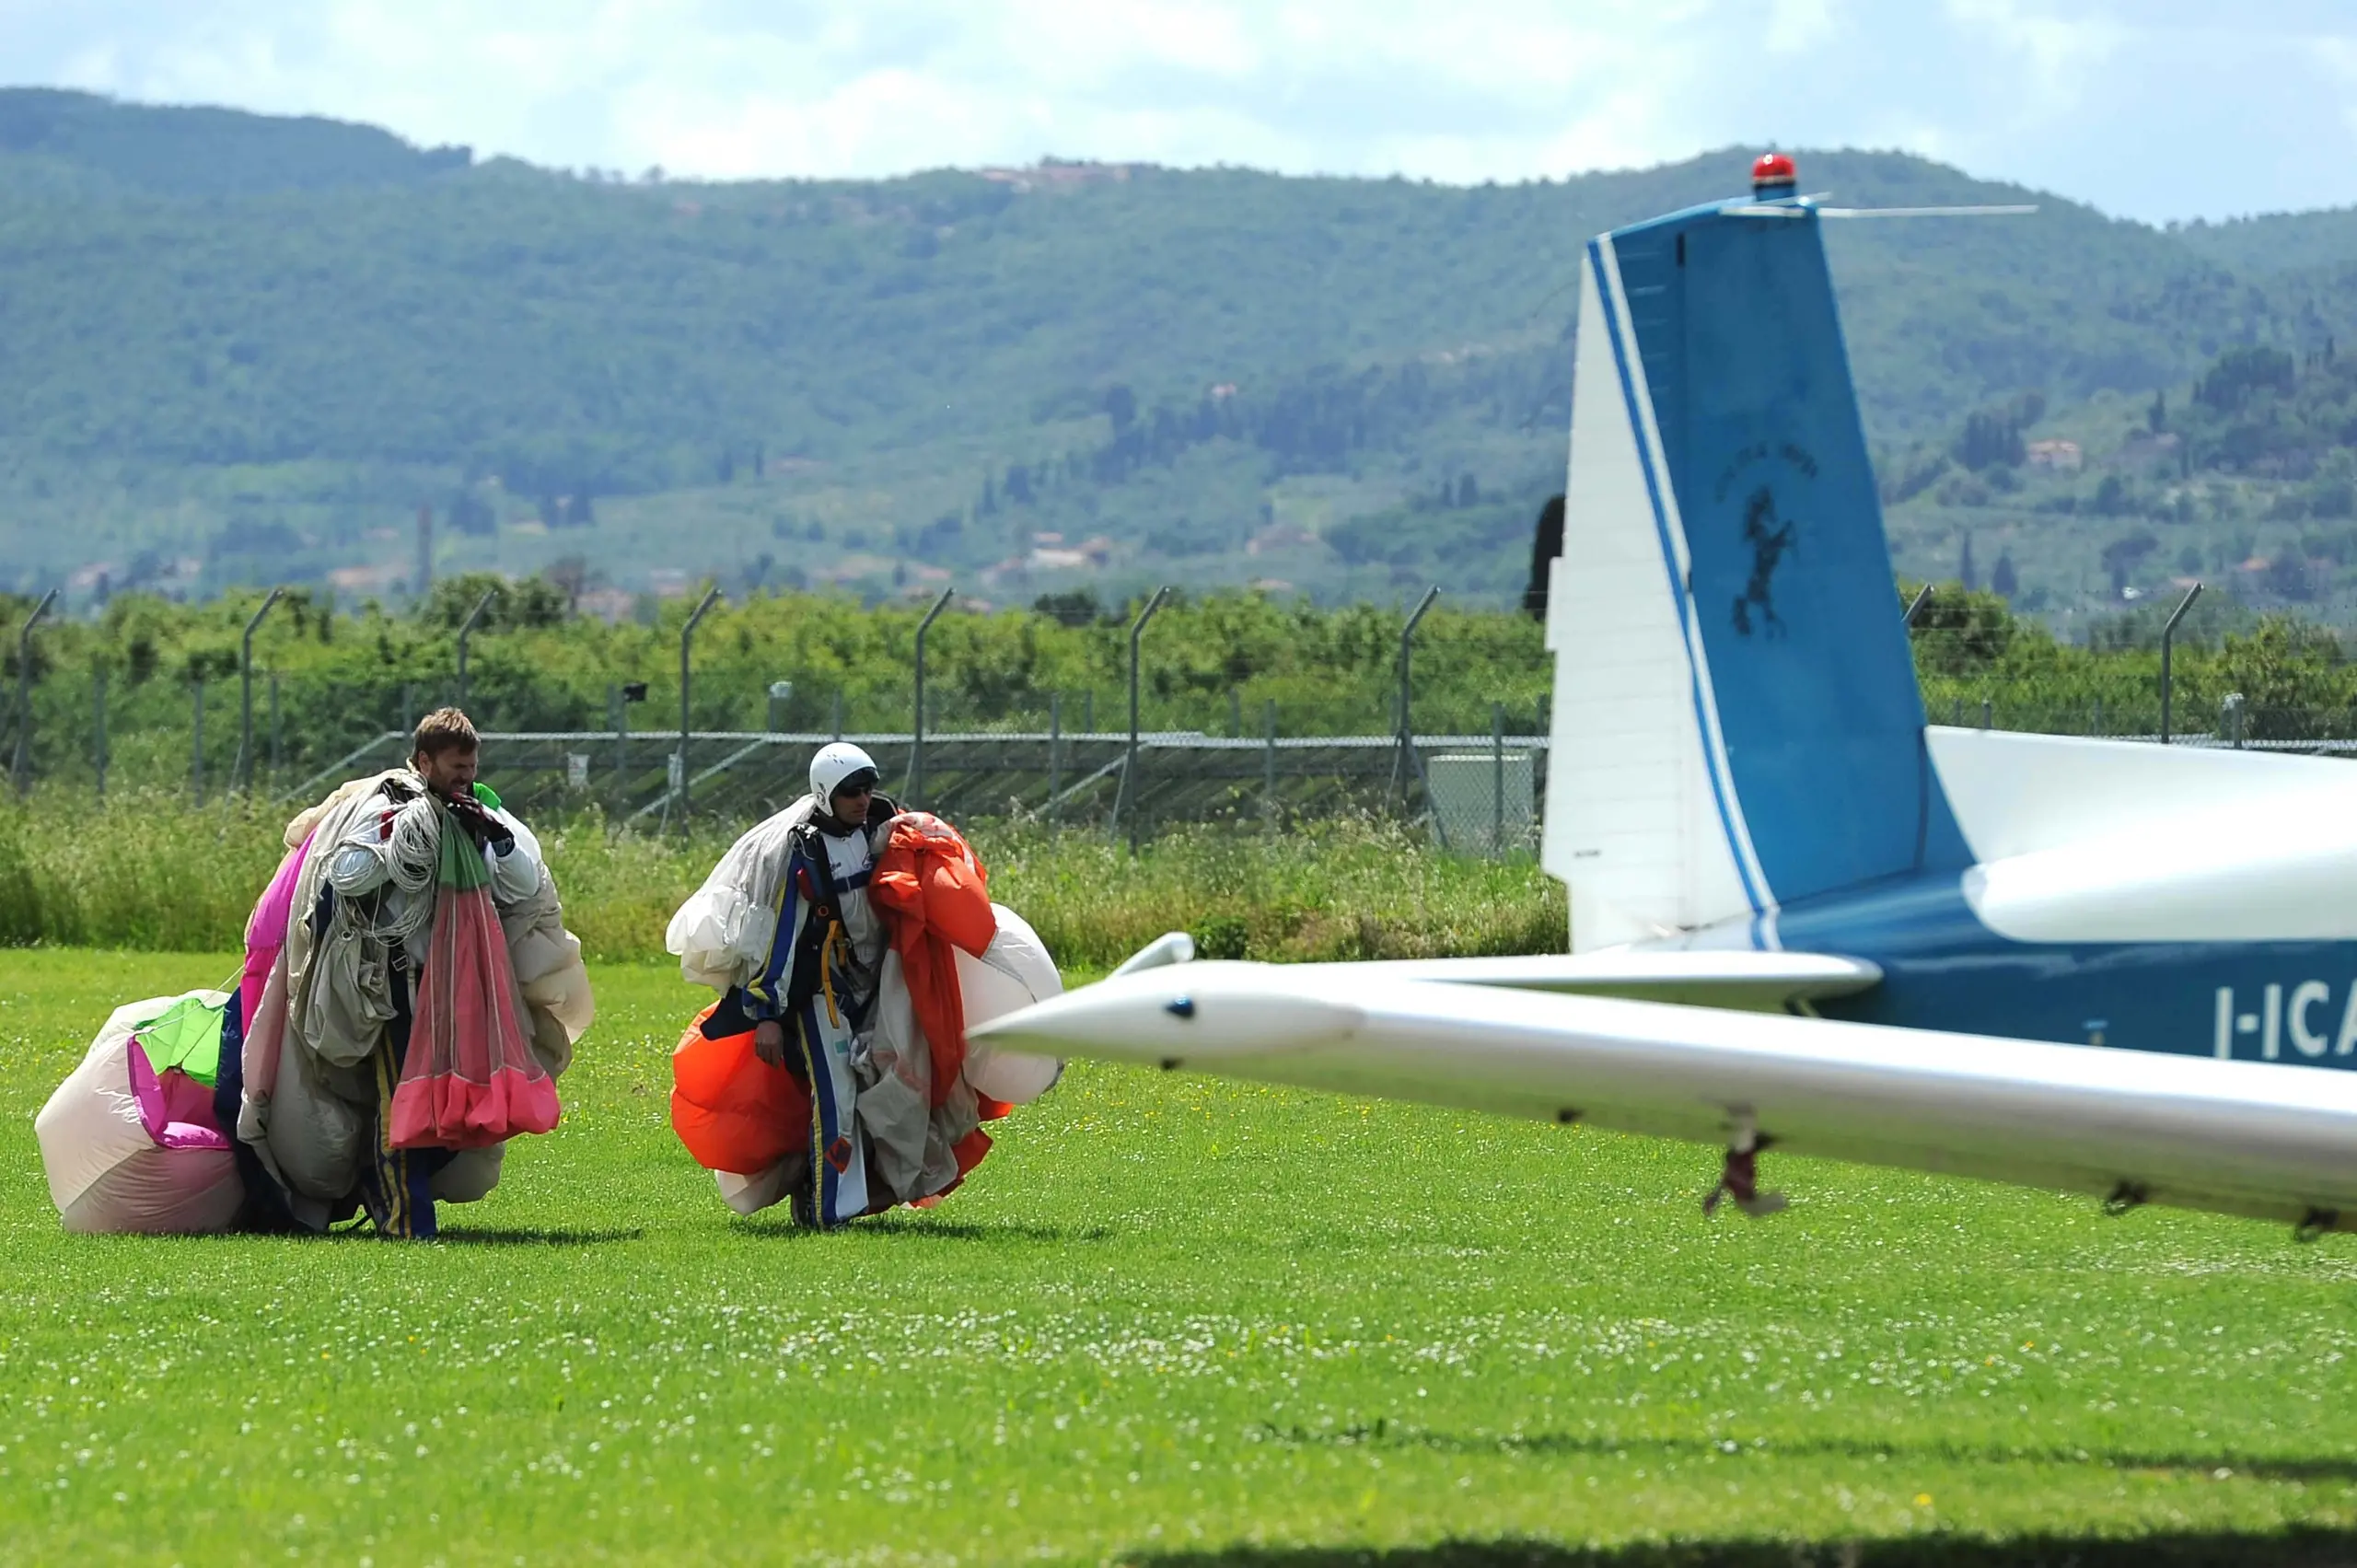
[7,949,2357,1564]
[0,789,1563,969]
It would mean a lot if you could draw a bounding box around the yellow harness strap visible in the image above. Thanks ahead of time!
[819,920,845,1028]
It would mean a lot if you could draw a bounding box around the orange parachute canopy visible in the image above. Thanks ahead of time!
[867,811,995,1107]
[670,1004,812,1175]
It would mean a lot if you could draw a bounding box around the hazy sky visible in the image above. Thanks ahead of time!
[2,0,2350,222]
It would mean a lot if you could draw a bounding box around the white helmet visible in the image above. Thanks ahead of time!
[809,742,880,805]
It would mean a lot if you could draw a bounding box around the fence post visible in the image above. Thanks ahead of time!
[767,680,793,735]
[1084,691,1094,733]
[1391,587,1440,804]
[192,678,206,805]
[92,667,108,804]
[2224,691,2246,749]
[609,684,625,819]
[13,587,55,798]
[236,586,284,794]
[1263,698,1278,826]
[1902,583,1934,626]
[1492,701,1506,856]
[2159,581,2202,745]
[1048,691,1062,825]
[1229,688,1242,738]
[1113,586,1171,845]
[678,587,722,822]
[911,587,953,807]
[455,587,498,709]
[269,672,283,783]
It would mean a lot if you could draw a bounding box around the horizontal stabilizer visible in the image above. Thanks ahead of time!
[1814,203,2038,219]
[1721,203,2038,220]
[972,964,2357,1230]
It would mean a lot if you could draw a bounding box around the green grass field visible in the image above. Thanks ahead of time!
[7,949,2357,1566]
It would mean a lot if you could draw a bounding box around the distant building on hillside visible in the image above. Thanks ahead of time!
[1248,523,1317,556]
[575,588,637,624]
[2026,439,2084,471]
[328,563,400,595]
[979,160,1133,193]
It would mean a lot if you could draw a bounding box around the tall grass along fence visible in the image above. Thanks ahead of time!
[0,790,1564,969]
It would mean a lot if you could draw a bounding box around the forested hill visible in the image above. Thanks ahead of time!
[5,89,2357,615]
[2173,208,2357,278]
[0,87,472,195]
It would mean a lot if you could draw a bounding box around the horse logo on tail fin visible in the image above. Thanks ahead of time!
[1731,486,1797,639]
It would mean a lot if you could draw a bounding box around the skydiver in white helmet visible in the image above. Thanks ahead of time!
[726,742,895,1067]
[666,742,901,1224]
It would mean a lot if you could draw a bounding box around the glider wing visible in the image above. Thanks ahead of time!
[970,960,2357,1231]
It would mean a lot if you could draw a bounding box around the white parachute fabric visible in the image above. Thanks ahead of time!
[957,904,1064,1106]
[500,857,596,1078]
[257,780,395,1204]
[714,1161,795,1217]
[859,947,982,1203]
[36,993,242,1236]
[667,797,814,990]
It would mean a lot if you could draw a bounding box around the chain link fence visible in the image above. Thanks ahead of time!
[246,717,1550,854]
[14,581,2357,851]
[0,657,1550,856]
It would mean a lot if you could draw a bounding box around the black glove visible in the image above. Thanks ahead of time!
[445,794,516,854]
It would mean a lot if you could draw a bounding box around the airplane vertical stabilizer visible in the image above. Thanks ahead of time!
[1542,196,1970,951]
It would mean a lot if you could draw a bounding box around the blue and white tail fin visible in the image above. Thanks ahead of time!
[1541,192,1970,952]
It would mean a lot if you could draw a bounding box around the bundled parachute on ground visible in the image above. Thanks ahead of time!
[36,991,245,1235]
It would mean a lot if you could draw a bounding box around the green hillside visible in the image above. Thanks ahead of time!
[0,87,471,195]
[2173,206,2357,277]
[6,90,2357,615]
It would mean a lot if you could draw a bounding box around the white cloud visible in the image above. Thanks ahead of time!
[1,0,2353,218]
[1763,0,1842,55]
[2316,35,2357,138]
[1943,0,2129,89]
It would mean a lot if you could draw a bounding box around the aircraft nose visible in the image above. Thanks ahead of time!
[966,962,1363,1065]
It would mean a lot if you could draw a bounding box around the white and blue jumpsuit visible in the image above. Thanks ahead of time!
[723,794,897,1225]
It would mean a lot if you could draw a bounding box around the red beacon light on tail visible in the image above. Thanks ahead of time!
[1751,151,1798,195]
